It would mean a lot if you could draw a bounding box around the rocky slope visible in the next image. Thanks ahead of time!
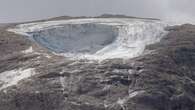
[0,17,195,110]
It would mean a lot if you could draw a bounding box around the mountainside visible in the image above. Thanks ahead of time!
[0,16,195,110]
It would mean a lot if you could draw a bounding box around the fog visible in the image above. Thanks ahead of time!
[0,0,194,23]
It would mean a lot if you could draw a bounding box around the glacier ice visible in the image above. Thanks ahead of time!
[8,18,168,60]
[30,23,118,54]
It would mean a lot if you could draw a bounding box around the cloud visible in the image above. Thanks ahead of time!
[162,0,195,23]
[0,0,194,23]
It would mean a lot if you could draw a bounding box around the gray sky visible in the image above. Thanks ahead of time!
[0,0,194,23]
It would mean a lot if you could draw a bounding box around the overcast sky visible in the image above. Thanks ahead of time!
[0,0,194,23]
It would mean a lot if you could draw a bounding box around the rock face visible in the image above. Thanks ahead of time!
[0,18,195,110]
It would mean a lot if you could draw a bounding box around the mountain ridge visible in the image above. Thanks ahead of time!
[0,17,195,110]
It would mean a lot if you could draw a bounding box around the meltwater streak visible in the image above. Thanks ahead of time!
[8,18,167,60]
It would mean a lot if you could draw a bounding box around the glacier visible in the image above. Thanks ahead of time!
[8,18,168,60]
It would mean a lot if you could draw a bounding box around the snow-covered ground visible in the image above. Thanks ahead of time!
[0,68,36,90]
[8,18,168,60]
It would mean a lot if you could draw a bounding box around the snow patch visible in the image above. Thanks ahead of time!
[0,68,36,90]
[128,90,144,98]
[22,46,33,54]
[117,98,127,105]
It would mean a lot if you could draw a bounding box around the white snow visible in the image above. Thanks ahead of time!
[22,46,33,54]
[0,68,36,90]
[128,90,144,98]
[117,98,127,105]
[8,18,168,60]
[116,90,144,109]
